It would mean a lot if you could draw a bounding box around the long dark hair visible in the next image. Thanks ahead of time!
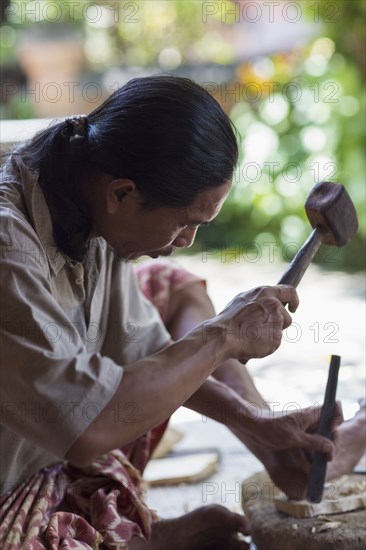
[16,75,238,261]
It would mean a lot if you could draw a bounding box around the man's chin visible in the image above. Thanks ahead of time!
[139,248,175,259]
[151,248,175,258]
[114,249,175,262]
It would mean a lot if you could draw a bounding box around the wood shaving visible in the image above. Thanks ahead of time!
[317,522,342,533]
[317,515,340,522]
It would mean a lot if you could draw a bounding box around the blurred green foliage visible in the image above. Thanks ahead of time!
[1,0,365,270]
[192,1,366,272]
[198,39,366,272]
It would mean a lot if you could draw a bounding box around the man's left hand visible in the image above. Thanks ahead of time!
[229,401,343,499]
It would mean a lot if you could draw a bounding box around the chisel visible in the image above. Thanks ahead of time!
[307,354,341,503]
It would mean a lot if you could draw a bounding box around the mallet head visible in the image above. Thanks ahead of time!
[305,181,358,246]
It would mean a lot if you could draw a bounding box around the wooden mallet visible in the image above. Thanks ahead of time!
[278,181,358,287]
[239,181,358,365]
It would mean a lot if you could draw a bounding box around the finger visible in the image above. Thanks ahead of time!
[330,401,344,432]
[302,433,336,457]
[232,512,251,536]
[296,404,322,432]
[300,402,343,434]
[261,298,292,329]
[274,285,299,313]
[281,308,293,329]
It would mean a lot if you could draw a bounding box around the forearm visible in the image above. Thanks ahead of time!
[169,283,268,408]
[186,378,336,461]
[65,326,224,467]
[213,359,268,408]
[185,376,259,433]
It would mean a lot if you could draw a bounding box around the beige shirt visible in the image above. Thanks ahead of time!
[0,155,170,495]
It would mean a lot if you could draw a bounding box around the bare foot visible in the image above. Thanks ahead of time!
[326,400,366,481]
[129,504,250,550]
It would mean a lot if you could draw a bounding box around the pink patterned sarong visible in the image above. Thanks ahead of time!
[0,260,204,549]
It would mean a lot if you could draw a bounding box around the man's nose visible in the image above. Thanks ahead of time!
[172,227,198,248]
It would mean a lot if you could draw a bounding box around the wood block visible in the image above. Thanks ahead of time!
[274,475,366,517]
[144,452,219,486]
[274,493,366,518]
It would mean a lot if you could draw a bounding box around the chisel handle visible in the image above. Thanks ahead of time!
[307,355,341,503]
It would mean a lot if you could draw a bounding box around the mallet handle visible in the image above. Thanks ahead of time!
[278,228,323,287]
[307,354,341,503]
[239,228,323,365]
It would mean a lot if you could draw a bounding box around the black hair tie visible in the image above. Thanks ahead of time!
[65,115,88,141]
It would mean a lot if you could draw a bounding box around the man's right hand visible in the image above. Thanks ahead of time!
[204,285,299,362]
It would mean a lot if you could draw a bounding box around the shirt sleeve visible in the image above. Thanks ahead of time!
[101,256,171,365]
[0,209,124,459]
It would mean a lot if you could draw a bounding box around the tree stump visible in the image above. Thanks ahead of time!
[241,471,366,550]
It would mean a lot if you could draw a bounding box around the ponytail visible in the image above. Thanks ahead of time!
[16,117,93,261]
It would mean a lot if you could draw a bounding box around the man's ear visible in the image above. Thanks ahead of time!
[106,179,137,214]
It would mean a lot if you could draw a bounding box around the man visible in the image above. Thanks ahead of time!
[0,76,344,549]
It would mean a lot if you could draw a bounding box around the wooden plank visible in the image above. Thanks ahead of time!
[144,452,219,486]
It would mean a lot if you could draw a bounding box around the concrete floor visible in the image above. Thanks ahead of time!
[144,255,365,520]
